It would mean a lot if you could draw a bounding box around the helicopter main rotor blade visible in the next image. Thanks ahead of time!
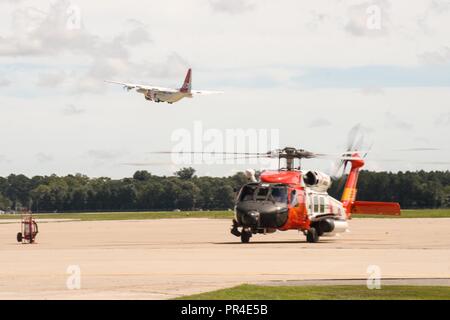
[364,159,450,165]
[314,154,364,161]
[121,161,177,166]
[393,147,442,152]
[147,151,271,156]
[121,155,276,167]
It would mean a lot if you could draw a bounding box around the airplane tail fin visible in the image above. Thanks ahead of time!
[180,68,192,93]
[341,154,401,217]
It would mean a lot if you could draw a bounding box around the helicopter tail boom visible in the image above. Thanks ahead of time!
[341,154,401,217]
[350,201,400,216]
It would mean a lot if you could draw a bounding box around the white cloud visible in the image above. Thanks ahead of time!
[1,1,154,59]
[86,149,123,161]
[435,112,450,126]
[384,111,414,131]
[418,46,450,65]
[36,152,54,163]
[0,0,155,94]
[0,155,10,163]
[209,0,257,14]
[0,77,11,86]
[62,104,85,115]
[36,72,66,87]
[359,87,384,95]
[430,0,450,13]
[308,118,332,128]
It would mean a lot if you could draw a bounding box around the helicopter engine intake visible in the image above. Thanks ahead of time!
[303,171,332,191]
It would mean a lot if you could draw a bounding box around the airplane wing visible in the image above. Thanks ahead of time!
[105,80,137,91]
[191,90,224,95]
[105,81,178,93]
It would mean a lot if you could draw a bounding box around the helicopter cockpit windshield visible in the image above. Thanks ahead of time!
[239,184,288,204]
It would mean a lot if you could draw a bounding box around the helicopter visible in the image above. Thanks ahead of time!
[221,124,403,243]
[228,146,400,243]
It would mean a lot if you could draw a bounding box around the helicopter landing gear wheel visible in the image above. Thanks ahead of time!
[306,227,319,243]
[241,230,252,243]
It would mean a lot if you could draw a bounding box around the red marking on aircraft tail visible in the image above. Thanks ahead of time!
[180,68,192,93]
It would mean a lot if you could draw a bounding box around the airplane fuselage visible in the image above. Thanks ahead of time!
[140,89,192,104]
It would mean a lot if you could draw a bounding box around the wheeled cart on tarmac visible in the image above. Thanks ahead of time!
[17,212,38,244]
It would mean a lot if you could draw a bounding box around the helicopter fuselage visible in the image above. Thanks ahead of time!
[232,170,349,243]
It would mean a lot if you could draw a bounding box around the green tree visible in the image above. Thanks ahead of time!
[0,193,11,210]
[133,170,152,181]
[31,184,53,212]
[175,167,196,180]
[6,174,32,209]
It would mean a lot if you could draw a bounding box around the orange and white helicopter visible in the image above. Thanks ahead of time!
[147,131,401,243]
[229,146,400,243]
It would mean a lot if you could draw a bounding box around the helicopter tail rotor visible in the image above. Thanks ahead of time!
[331,124,369,180]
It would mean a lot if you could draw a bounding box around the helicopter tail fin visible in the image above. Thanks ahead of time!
[341,154,401,217]
[340,154,364,216]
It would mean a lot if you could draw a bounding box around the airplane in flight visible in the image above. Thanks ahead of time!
[106,69,222,104]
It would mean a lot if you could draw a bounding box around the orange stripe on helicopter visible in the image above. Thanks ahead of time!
[341,188,357,202]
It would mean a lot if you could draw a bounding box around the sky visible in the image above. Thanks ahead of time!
[0,0,449,178]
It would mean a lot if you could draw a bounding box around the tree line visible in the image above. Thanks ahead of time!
[0,168,448,212]
[328,170,450,209]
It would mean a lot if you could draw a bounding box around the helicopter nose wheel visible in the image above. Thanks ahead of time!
[230,219,241,237]
[241,230,252,243]
[306,227,319,243]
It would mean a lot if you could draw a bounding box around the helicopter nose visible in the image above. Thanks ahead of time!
[240,210,260,227]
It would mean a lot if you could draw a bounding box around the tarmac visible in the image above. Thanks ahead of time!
[0,217,449,299]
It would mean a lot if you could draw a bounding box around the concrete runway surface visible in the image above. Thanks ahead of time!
[0,218,449,299]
